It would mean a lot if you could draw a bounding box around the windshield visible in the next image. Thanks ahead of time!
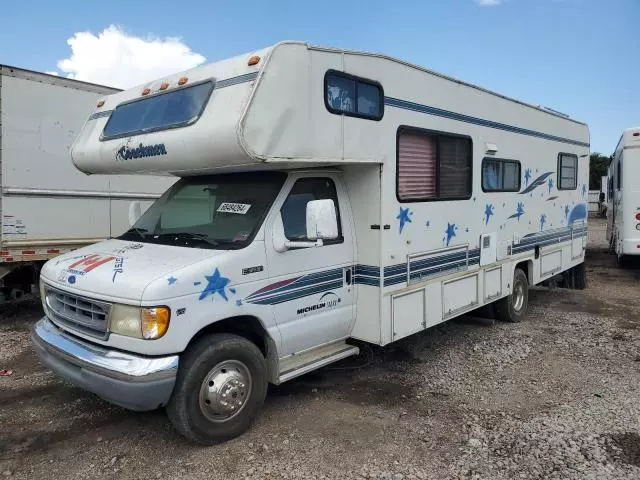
[102,81,214,140]
[119,173,286,249]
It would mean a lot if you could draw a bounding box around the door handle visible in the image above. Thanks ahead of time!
[345,267,352,285]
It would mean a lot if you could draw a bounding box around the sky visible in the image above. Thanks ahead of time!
[1,0,638,154]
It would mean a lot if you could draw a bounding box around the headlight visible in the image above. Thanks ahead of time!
[110,305,170,340]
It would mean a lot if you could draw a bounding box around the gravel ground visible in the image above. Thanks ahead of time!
[1,217,639,479]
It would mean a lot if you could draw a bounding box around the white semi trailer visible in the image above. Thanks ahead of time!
[0,65,175,300]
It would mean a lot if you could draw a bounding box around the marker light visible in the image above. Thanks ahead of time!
[141,307,171,339]
[178,76,188,86]
[633,132,640,137]
[248,55,261,66]
[635,213,640,221]
[142,87,151,96]
[159,82,169,91]
[96,100,105,107]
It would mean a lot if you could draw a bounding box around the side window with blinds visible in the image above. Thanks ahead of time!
[557,153,578,190]
[396,128,472,202]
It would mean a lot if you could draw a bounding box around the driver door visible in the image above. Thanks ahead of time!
[263,174,355,356]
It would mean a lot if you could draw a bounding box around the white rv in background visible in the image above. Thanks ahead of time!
[0,66,175,301]
[32,42,590,444]
[606,127,640,263]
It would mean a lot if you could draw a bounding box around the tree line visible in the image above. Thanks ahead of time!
[589,153,610,191]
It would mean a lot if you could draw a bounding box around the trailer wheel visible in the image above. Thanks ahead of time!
[167,333,268,445]
[493,268,529,323]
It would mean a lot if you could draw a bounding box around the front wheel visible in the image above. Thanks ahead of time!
[167,333,268,444]
[493,268,529,323]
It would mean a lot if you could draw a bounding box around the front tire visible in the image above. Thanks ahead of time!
[493,268,529,323]
[167,333,268,445]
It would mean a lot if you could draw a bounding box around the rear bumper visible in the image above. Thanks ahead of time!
[32,317,178,411]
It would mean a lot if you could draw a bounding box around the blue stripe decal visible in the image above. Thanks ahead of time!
[243,226,586,302]
[249,281,344,305]
[246,269,342,302]
[385,97,589,148]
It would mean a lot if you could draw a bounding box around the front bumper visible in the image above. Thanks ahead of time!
[32,317,178,411]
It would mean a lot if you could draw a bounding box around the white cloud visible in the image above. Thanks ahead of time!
[45,71,59,76]
[50,25,206,89]
[476,0,503,5]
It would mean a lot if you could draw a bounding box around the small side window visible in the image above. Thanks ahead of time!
[558,153,578,190]
[325,71,383,120]
[281,178,343,245]
[482,158,521,192]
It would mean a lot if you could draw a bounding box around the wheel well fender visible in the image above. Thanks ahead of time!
[186,316,279,383]
[514,260,533,285]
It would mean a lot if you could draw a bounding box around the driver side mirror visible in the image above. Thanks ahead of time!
[306,199,339,241]
[272,199,339,252]
[128,201,142,226]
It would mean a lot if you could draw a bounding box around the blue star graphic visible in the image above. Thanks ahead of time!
[484,204,494,225]
[396,207,412,234]
[167,276,177,285]
[445,223,457,246]
[524,168,532,186]
[548,178,554,194]
[508,202,525,221]
[199,268,231,301]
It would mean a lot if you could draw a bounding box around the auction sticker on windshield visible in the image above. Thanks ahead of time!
[217,203,251,214]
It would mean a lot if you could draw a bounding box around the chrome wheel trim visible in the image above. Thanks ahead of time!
[512,281,525,312]
[198,360,252,423]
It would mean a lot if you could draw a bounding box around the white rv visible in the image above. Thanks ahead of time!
[606,127,640,263]
[32,42,590,444]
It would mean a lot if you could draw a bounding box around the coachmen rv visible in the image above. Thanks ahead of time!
[606,127,640,265]
[32,42,590,444]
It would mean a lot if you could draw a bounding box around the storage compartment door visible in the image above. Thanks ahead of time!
[541,250,562,276]
[392,289,425,340]
[442,274,479,319]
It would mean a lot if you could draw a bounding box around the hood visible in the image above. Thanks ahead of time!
[41,239,223,303]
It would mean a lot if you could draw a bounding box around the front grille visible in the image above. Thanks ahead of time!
[45,286,111,340]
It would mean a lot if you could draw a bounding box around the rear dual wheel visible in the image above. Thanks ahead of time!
[493,268,529,323]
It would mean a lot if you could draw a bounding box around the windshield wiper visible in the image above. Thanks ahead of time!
[153,232,219,247]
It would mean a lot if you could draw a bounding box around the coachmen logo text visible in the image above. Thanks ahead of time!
[297,292,341,315]
[116,143,167,161]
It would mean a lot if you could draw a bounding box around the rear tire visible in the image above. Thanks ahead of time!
[167,333,268,445]
[493,268,529,323]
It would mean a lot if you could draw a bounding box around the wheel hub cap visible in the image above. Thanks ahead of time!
[513,282,525,312]
[199,360,252,422]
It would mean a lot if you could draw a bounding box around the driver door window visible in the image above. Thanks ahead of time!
[280,178,343,245]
